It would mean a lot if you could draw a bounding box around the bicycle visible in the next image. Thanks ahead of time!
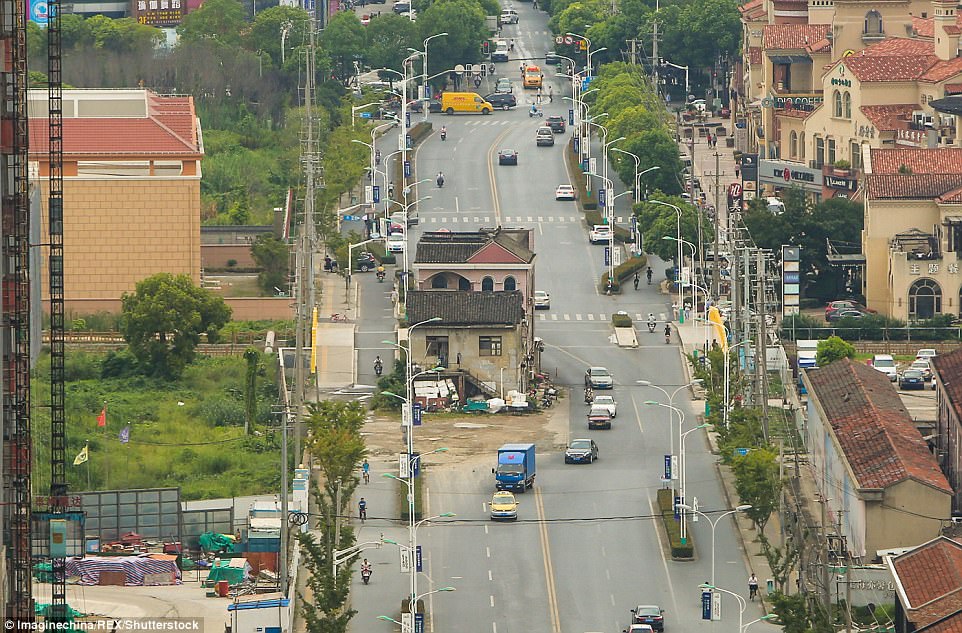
[362,470,370,485]
[359,499,367,523]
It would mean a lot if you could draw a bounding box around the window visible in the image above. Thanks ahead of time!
[843,92,852,119]
[851,142,861,169]
[864,10,883,34]
[827,138,837,165]
[909,278,942,319]
[833,90,842,117]
[815,136,825,168]
[425,336,449,358]
[504,276,517,291]
[479,336,503,356]
[790,131,798,158]
[799,132,805,159]
[431,275,448,289]
[458,276,471,291]
[481,276,494,292]
[949,223,962,252]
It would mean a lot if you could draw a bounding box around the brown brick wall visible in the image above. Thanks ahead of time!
[201,245,256,268]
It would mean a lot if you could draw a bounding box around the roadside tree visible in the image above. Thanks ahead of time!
[251,234,292,295]
[816,336,856,366]
[416,0,486,77]
[731,447,780,533]
[177,0,248,47]
[321,11,366,82]
[365,13,419,73]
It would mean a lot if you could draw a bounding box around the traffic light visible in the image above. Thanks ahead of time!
[482,40,490,55]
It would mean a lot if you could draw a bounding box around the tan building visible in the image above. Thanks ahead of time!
[933,349,962,511]
[803,359,951,561]
[29,89,204,314]
[862,147,962,319]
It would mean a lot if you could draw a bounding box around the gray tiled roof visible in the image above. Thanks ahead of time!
[414,229,535,264]
[406,291,525,326]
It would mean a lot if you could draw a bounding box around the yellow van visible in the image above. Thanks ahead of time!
[523,65,543,89]
[441,92,493,115]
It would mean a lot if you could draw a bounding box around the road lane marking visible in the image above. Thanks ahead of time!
[490,595,495,607]
[484,524,489,534]
[647,488,681,616]
[535,487,562,633]
[610,594,616,606]
[489,569,493,581]
[605,569,611,580]
[486,127,512,226]
[631,393,645,435]
[486,546,491,558]
[601,545,606,557]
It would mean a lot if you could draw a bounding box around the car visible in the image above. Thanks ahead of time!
[495,78,514,94]
[587,404,613,429]
[871,354,898,381]
[546,115,566,133]
[565,438,599,463]
[825,300,875,319]
[626,626,655,633]
[544,51,561,65]
[534,290,550,309]
[387,232,406,253]
[555,184,576,200]
[489,491,518,521]
[689,98,707,112]
[592,395,617,417]
[484,92,517,110]
[491,47,510,63]
[389,211,419,229]
[631,606,665,631]
[585,366,613,389]
[536,126,555,146]
[392,1,410,12]
[408,100,442,114]
[899,369,926,390]
[910,359,933,381]
[917,348,938,361]
[355,252,378,272]
[589,224,612,244]
[498,149,519,165]
[826,308,866,322]
[499,9,519,23]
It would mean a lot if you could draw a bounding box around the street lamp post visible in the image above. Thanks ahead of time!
[611,148,661,201]
[677,504,751,586]
[420,33,449,120]
[698,584,774,631]
[650,199,684,323]
[693,317,751,430]
[679,423,709,542]
[377,587,456,631]
[636,380,702,482]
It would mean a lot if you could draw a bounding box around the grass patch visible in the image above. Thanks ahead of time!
[396,468,425,521]
[657,487,694,559]
[31,351,284,500]
[612,313,633,327]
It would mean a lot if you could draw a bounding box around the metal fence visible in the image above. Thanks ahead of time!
[780,325,962,342]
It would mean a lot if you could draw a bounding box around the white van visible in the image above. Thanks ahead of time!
[767,197,786,214]
[871,354,898,381]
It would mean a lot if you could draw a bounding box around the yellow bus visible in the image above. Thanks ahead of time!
[523,65,543,89]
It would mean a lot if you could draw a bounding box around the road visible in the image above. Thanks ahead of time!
[349,3,777,633]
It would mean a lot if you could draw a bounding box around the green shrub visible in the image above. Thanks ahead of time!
[397,468,425,521]
[657,487,694,558]
[565,139,597,210]
[612,313,633,327]
[100,350,140,379]
[193,396,245,427]
[599,255,648,295]
[64,352,101,381]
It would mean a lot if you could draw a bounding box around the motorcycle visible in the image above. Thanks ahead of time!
[361,567,373,585]
[376,270,386,283]
[529,108,543,118]
[584,389,594,404]
[374,361,383,377]
[440,130,447,141]
[540,395,553,408]
[647,321,656,333]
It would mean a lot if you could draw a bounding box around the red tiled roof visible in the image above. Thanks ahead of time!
[933,349,962,431]
[843,54,940,81]
[938,185,962,202]
[946,83,962,94]
[919,614,962,633]
[28,91,201,158]
[913,13,962,38]
[806,359,951,493]
[806,37,831,54]
[763,24,831,50]
[748,46,762,65]
[861,37,936,56]
[860,104,917,131]
[891,538,962,628]
[867,174,962,199]
[871,148,962,174]
[739,0,766,19]
[924,56,962,82]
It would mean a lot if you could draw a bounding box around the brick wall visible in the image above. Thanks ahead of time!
[202,244,256,268]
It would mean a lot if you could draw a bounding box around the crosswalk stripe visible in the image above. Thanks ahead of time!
[537,216,543,222]
[587,314,595,321]
[564,314,570,320]
[527,216,533,221]
[539,314,546,320]
[635,314,643,321]
[576,314,583,321]
[600,314,607,321]
[551,314,558,320]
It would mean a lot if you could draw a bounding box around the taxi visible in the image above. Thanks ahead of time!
[490,491,518,521]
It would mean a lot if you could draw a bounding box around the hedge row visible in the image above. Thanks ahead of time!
[584,210,632,243]
[397,468,425,521]
[565,138,597,210]
[598,254,648,294]
[612,313,633,327]
[656,487,694,559]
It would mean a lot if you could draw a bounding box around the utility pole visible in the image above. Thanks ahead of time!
[757,250,770,442]
[711,152,722,297]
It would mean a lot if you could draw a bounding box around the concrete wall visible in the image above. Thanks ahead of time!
[202,244,256,269]
[411,325,523,392]
[865,479,950,556]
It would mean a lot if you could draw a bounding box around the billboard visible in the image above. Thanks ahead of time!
[131,0,185,26]
[28,0,49,26]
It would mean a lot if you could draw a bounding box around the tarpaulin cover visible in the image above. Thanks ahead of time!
[64,555,182,586]
[205,558,251,586]
[199,531,236,553]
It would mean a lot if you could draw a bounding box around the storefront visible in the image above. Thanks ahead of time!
[759,159,824,200]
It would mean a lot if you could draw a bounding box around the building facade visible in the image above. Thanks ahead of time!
[933,349,962,511]
[28,89,204,314]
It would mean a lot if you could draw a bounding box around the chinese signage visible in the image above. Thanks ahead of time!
[782,245,801,317]
[896,128,932,147]
[760,159,824,192]
[29,0,48,25]
[909,262,959,275]
[132,0,184,26]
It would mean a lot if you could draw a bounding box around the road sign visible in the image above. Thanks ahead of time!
[404,160,411,178]
[465,63,473,73]
[555,35,564,44]
[414,614,424,633]
[400,548,412,574]
[702,591,712,620]
[342,215,358,221]
[360,112,373,119]
[373,185,380,203]
[564,35,573,45]
[412,402,422,426]
[579,40,587,51]
[604,246,610,266]
[664,455,672,480]
[399,452,411,478]
[568,108,574,126]
[406,111,411,128]
[415,545,423,572]
[598,187,606,208]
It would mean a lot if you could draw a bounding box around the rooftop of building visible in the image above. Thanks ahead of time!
[890,537,962,629]
[405,290,525,326]
[739,0,766,20]
[806,358,951,493]
[832,38,962,83]
[414,228,535,265]
[870,148,962,174]
[860,104,918,131]
[913,13,962,39]
[762,24,831,50]
[27,89,202,158]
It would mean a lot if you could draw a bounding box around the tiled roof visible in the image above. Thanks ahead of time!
[867,174,962,199]
[860,104,916,131]
[762,24,830,50]
[775,108,814,119]
[913,13,962,38]
[405,290,525,326]
[946,83,962,94]
[748,46,762,66]
[860,37,935,56]
[843,54,939,81]
[934,349,962,429]
[924,57,962,82]
[29,92,201,157]
[414,229,535,265]
[739,0,766,19]
[806,359,951,493]
[871,148,962,175]
[806,37,831,54]
[918,614,962,633]
[891,538,962,628]
[938,185,962,202]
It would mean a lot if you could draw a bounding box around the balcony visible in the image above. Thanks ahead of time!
[892,229,941,261]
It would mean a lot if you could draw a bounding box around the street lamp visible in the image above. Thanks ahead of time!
[636,379,702,482]
[698,584,773,632]
[419,33,448,120]
[352,102,382,129]
[377,587,456,630]
[662,234,700,330]
[676,504,751,586]
[611,148,661,202]
[650,200,684,322]
[693,317,751,430]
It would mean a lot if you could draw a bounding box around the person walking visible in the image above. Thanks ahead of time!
[547,86,553,102]
[748,573,759,601]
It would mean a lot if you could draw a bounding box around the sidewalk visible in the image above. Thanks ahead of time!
[677,111,740,246]
[315,271,357,389]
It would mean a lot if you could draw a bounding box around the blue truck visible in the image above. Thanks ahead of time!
[493,443,536,492]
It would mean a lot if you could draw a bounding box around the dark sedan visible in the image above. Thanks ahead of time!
[899,369,926,390]
[631,606,665,631]
[484,92,517,110]
[546,115,566,133]
[498,149,519,165]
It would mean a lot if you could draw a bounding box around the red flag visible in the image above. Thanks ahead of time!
[97,406,106,428]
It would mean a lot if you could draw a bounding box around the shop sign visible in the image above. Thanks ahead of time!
[897,129,926,145]
[830,77,852,88]
[760,159,823,190]
[825,175,857,190]
[132,0,184,25]
[760,94,824,111]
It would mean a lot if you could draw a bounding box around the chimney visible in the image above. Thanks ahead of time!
[934,0,960,61]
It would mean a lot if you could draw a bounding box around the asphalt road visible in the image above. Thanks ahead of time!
[351,3,778,632]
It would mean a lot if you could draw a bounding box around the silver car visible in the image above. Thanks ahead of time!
[586,366,613,389]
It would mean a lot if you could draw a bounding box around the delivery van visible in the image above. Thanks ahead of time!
[441,92,493,115]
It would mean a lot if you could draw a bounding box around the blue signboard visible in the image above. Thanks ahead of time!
[664,455,672,480]
[406,111,411,128]
[598,187,606,208]
[413,402,422,427]
[411,451,421,477]
[415,545,423,572]
[604,247,610,266]
[573,136,580,158]
[414,613,425,633]
[568,109,574,126]
[783,271,800,284]
[581,77,593,91]
[360,112,373,119]
[674,496,681,520]
[343,215,357,221]
[404,161,411,178]
[702,591,712,620]
[406,134,413,149]
[373,185,380,204]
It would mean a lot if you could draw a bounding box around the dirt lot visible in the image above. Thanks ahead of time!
[361,396,572,471]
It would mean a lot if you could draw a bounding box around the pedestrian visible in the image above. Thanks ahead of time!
[748,573,759,601]
[489,63,496,76]
[547,86,553,102]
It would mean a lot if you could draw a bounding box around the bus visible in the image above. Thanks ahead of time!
[523,65,543,89]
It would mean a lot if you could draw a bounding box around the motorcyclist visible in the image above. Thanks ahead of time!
[437,172,445,187]
[374,355,383,375]
[440,126,447,141]
[530,103,540,117]
[584,386,593,404]
[664,324,672,344]
[633,272,640,290]
[648,313,656,332]
[376,264,386,281]
[646,266,653,284]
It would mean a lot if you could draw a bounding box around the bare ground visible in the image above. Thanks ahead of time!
[361,392,572,471]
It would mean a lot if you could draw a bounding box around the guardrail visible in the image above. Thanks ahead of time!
[779,326,962,342]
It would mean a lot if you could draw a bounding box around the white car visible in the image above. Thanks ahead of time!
[592,394,617,417]
[910,359,933,381]
[387,232,406,253]
[589,224,612,244]
[871,354,898,381]
[499,9,519,23]
[534,290,550,309]
[555,184,576,200]
[916,348,937,361]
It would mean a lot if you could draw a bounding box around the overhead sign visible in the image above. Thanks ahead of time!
[564,35,574,45]
[132,0,185,26]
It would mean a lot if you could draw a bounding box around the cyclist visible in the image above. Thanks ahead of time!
[362,459,370,484]
[633,272,640,290]
[749,573,759,601]
[646,266,653,284]
[359,497,367,522]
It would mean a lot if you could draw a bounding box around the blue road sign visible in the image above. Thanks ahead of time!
[581,76,593,91]
[664,455,672,480]
[406,134,413,149]
[702,591,712,620]
[373,185,380,204]
[343,215,357,221]
[736,447,749,456]
[415,613,425,633]
[413,402,422,426]
[411,451,421,477]
[360,112,373,119]
[406,111,411,128]
[568,109,574,126]
[598,187,606,208]
[416,545,423,572]
[404,161,411,178]
[604,247,610,266]
[573,136,580,157]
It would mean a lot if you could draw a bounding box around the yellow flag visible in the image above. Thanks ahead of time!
[708,306,728,354]
[73,444,88,466]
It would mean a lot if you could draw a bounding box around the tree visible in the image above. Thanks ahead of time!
[243,348,259,435]
[120,273,232,378]
[364,14,419,73]
[177,0,248,47]
[320,11,365,81]
[634,194,707,262]
[816,336,856,366]
[245,6,312,71]
[416,0,486,77]
[731,448,781,533]
[651,0,740,69]
[251,234,291,294]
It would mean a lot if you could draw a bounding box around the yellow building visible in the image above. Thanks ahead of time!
[29,89,204,314]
